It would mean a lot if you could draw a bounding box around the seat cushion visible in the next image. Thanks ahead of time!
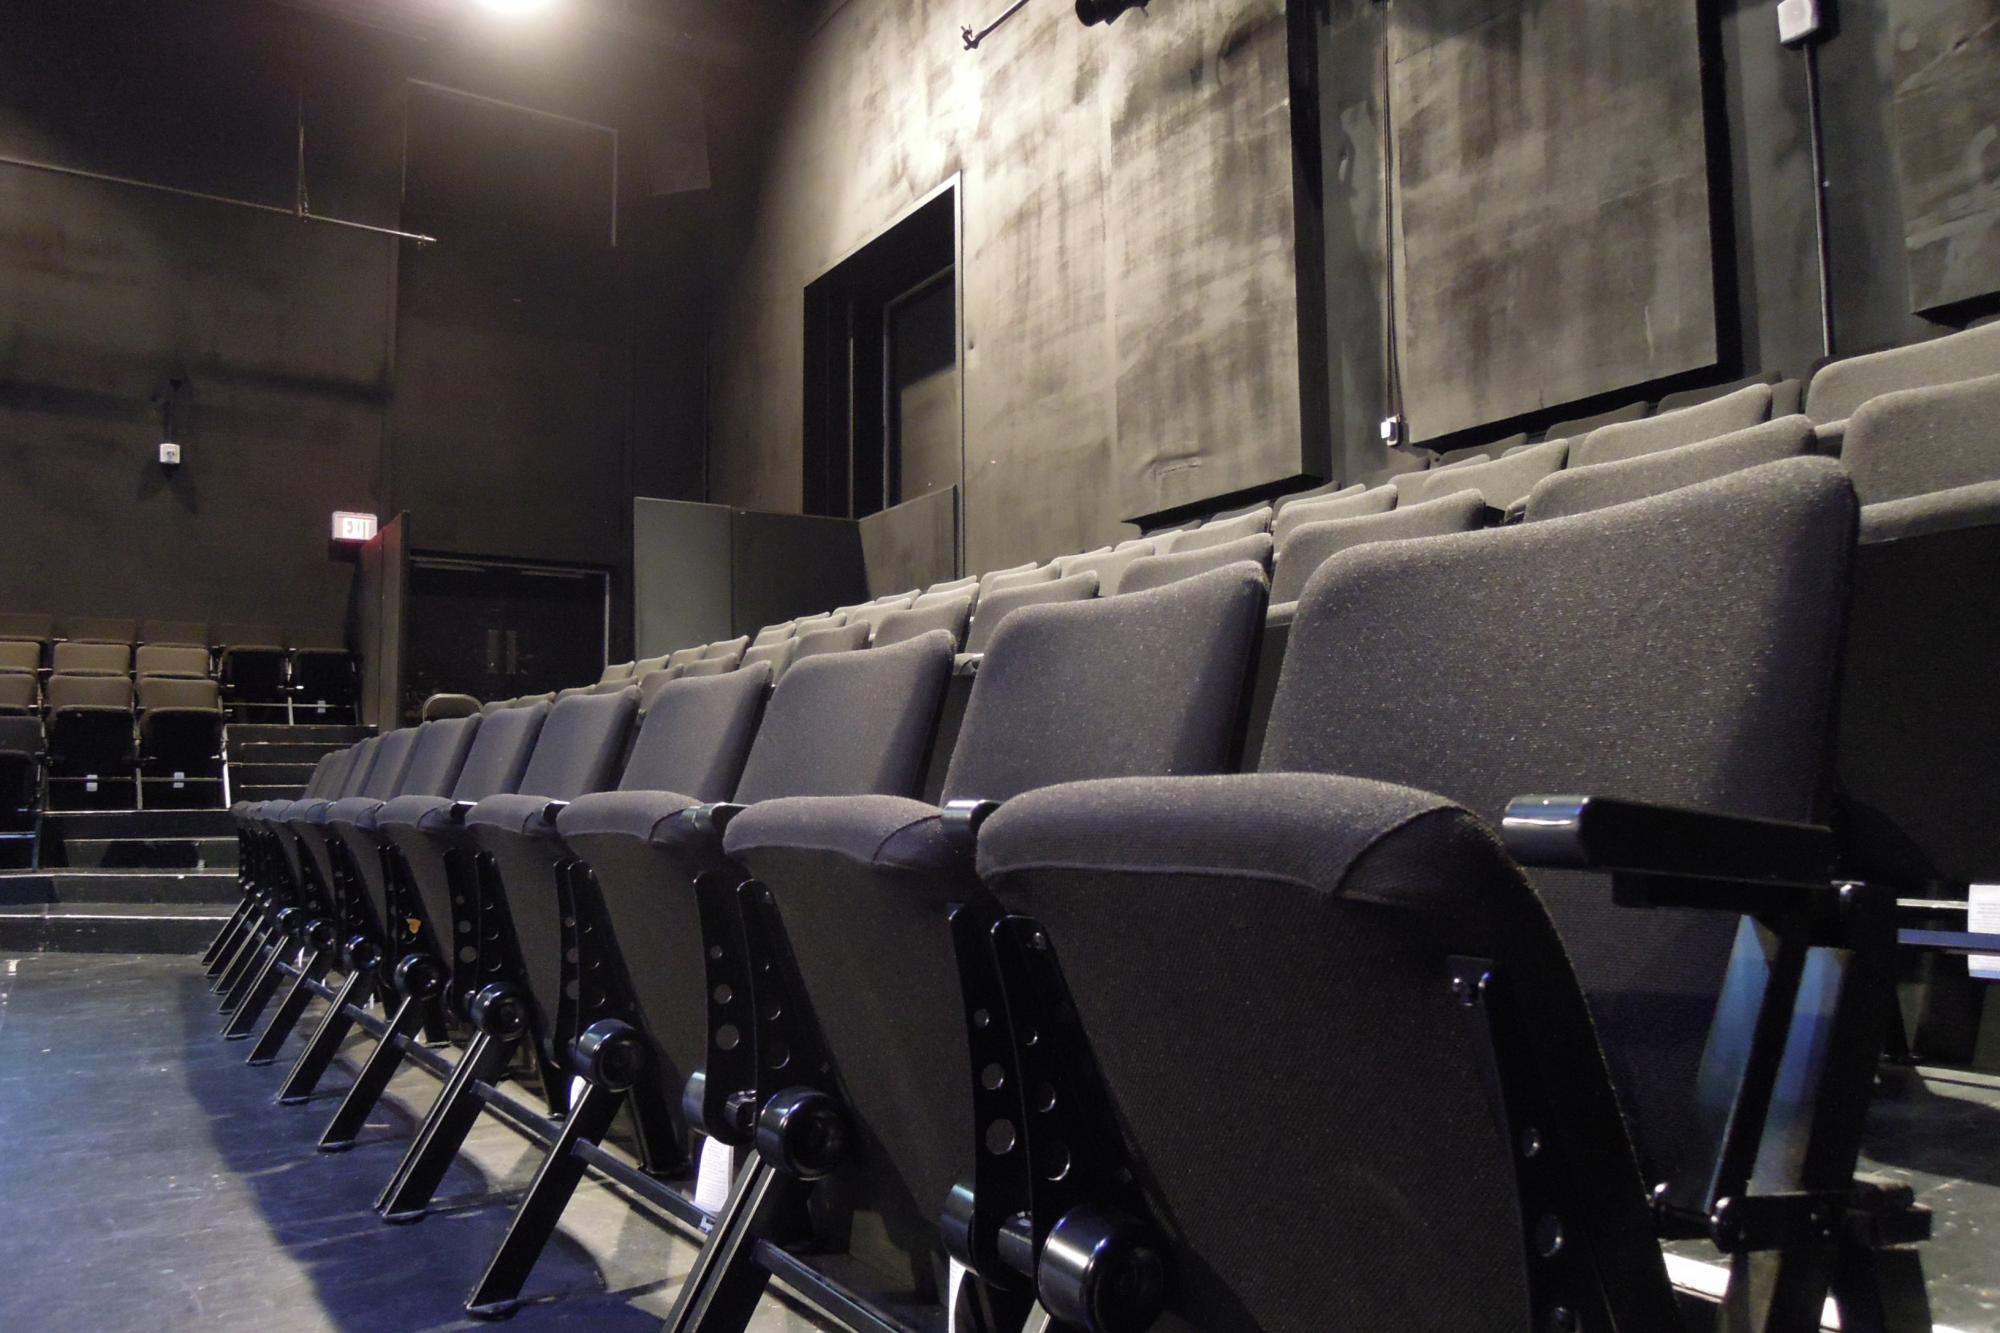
[555,789,704,844]
[376,793,459,834]
[722,794,958,879]
[465,791,565,839]
[323,796,387,832]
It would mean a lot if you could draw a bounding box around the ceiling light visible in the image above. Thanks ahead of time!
[477,0,555,15]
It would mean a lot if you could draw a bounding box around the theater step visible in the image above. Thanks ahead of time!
[0,870,237,907]
[52,837,236,870]
[225,723,372,745]
[41,809,235,841]
[0,901,232,954]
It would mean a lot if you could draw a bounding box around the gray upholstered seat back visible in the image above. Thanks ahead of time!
[599,661,636,684]
[1398,438,1568,509]
[400,715,481,798]
[450,701,548,802]
[739,638,800,681]
[963,571,1098,656]
[354,726,420,800]
[1055,543,1155,595]
[1271,492,1487,604]
[45,673,132,711]
[1164,505,1272,554]
[1524,417,1814,522]
[514,690,640,801]
[1271,479,1364,511]
[1839,370,2000,505]
[734,631,954,803]
[1271,484,1397,546]
[791,622,871,662]
[945,563,1268,804]
[675,656,737,679]
[1573,381,1774,468]
[617,662,772,802]
[335,737,382,799]
[1117,534,1272,596]
[52,641,131,676]
[701,636,750,662]
[1806,321,2000,424]
[1265,456,1857,1186]
[871,594,973,650]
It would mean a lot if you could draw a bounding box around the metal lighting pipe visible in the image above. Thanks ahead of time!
[0,151,437,246]
[1804,39,1834,356]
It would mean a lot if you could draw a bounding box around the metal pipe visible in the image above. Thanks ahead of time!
[0,151,437,246]
[963,0,1032,49]
[1804,41,1834,357]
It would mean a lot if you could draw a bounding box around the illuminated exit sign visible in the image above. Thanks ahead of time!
[331,511,379,543]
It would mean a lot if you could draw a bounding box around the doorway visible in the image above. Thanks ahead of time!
[803,184,960,521]
[402,555,609,721]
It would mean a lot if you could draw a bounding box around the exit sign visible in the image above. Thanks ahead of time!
[332,511,379,543]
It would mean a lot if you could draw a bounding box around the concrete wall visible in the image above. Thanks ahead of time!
[705,0,1303,570]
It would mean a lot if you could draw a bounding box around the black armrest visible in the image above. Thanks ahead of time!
[941,799,999,853]
[1502,795,1841,915]
[1503,795,1837,883]
[540,799,569,824]
[447,800,477,825]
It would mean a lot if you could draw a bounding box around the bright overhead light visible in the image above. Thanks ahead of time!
[477,0,555,15]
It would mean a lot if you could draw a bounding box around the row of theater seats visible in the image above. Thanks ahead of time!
[0,615,358,723]
[207,424,1969,1328]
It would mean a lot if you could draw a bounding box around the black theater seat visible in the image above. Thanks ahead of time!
[136,675,225,807]
[961,571,1097,656]
[968,458,1898,1333]
[1524,417,1815,522]
[44,673,135,808]
[706,565,1267,1325]
[1834,372,2000,892]
[1117,531,1271,595]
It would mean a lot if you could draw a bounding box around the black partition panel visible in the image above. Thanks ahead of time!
[731,509,867,636]
[357,512,409,731]
[859,485,958,597]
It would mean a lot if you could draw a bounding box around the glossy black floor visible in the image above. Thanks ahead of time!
[0,952,827,1331]
[1,952,1995,1331]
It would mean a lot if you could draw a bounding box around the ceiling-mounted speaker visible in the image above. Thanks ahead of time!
[1076,0,1147,26]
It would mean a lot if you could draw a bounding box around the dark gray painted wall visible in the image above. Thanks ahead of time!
[0,0,714,654]
[705,0,1304,571]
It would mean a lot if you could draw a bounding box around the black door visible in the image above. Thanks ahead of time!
[402,557,607,722]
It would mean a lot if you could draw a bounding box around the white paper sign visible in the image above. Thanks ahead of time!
[1970,884,2000,981]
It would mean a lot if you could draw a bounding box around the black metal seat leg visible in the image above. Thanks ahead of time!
[246,949,330,1066]
[278,967,366,1103]
[202,898,252,969]
[660,1154,795,1333]
[376,1028,518,1222]
[215,922,271,1002]
[319,994,426,1150]
[222,941,290,1038]
[464,1080,626,1318]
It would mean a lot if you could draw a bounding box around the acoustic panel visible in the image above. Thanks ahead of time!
[1390,0,1717,440]
[1890,0,2000,314]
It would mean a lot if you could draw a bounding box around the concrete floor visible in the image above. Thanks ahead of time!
[0,952,829,1331]
[1,952,1994,1331]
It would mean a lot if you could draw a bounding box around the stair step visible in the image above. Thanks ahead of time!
[0,871,238,906]
[54,837,237,871]
[41,809,236,840]
[228,763,319,788]
[0,901,232,954]
[225,724,371,744]
[0,901,231,954]
[233,783,306,801]
[224,742,342,764]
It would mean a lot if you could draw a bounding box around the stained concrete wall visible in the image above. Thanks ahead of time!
[705,0,1303,570]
